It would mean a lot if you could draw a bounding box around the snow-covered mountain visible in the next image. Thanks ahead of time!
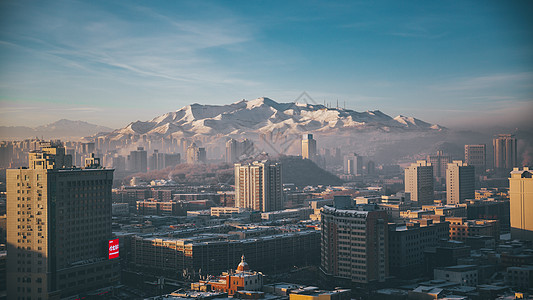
[106,97,444,140]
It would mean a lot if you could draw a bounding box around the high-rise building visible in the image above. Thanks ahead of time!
[234,161,283,212]
[427,151,452,181]
[149,149,166,171]
[509,167,533,240]
[388,218,449,278]
[186,143,207,164]
[405,160,434,205]
[127,146,147,172]
[464,144,486,172]
[6,146,119,299]
[446,160,475,205]
[344,153,362,175]
[226,139,239,163]
[321,205,388,285]
[226,139,254,163]
[493,134,517,170]
[302,134,317,161]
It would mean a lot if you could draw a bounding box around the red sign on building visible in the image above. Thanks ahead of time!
[108,239,119,259]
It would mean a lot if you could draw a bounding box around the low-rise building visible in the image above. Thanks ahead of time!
[434,265,478,286]
[261,208,313,221]
[388,218,450,278]
[446,217,500,242]
[506,265,533,291]
[192,256,263,296]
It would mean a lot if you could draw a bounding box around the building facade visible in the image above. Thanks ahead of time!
[426,151,452,181]
[302,134,317,161]
[234,161,283,212]
[404,161,434,206]
[446,217,500,242]
[464,144,486,172]
[187,143,207,164]
[446,160,475,205]
[6,147,119,299]
[343,153,362,176]
[388,219,450,278]
[509,167,533,240]
[127,147,147,173]
[320,206,388,285]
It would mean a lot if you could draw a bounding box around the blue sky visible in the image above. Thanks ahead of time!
[0,0,532,129]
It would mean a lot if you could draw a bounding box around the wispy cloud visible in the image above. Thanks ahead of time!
[430,72,533,92]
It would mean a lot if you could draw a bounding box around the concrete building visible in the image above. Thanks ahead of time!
[226,139,254,164]
[506,265,533,291]
[509,167,533,240]
[187,143,207,164]
[434,265,478,286]
[136,199,189,216]
[210,207,249,218]
[464,144,486,172]
[493,134,517,170]
[320,206,388,285]
[343,153,362,176]
[234,161,283,212]
[427,151,452,181]
[128,146,147,172]
[128,230,319,278]
[301,134,317,161]
[6,146,119,299]
[446,217,500,242]
[388,218,450,278]
[404,160,434,205]
[446,161,475,205]
[261,207,313,221]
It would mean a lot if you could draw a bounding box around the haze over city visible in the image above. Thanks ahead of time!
[1,2,533,300]
[1,0,532,131]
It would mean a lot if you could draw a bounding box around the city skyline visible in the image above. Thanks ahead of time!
[1,1,532,130]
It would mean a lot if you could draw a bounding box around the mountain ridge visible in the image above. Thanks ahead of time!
[104,97,444,141]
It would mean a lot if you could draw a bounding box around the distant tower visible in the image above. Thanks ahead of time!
[405,161,434,205]
[344,153,362,175]
[226,139,238,164]
[464,144,486,173]
[128,147,147,172]
[234,160,283,212]
[186,143,206,164]
[226,139,254,163]
[426,151,452,181]
[301,134,317,160]
[493,134,517,170]
[509,167,533,240]
[446,160,475,205]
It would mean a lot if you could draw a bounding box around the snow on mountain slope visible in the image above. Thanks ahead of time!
[105,97,444,141]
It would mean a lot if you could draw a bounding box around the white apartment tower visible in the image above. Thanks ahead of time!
[405,160,434,205]
[446,160,475,205]
[234,161,283,212]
